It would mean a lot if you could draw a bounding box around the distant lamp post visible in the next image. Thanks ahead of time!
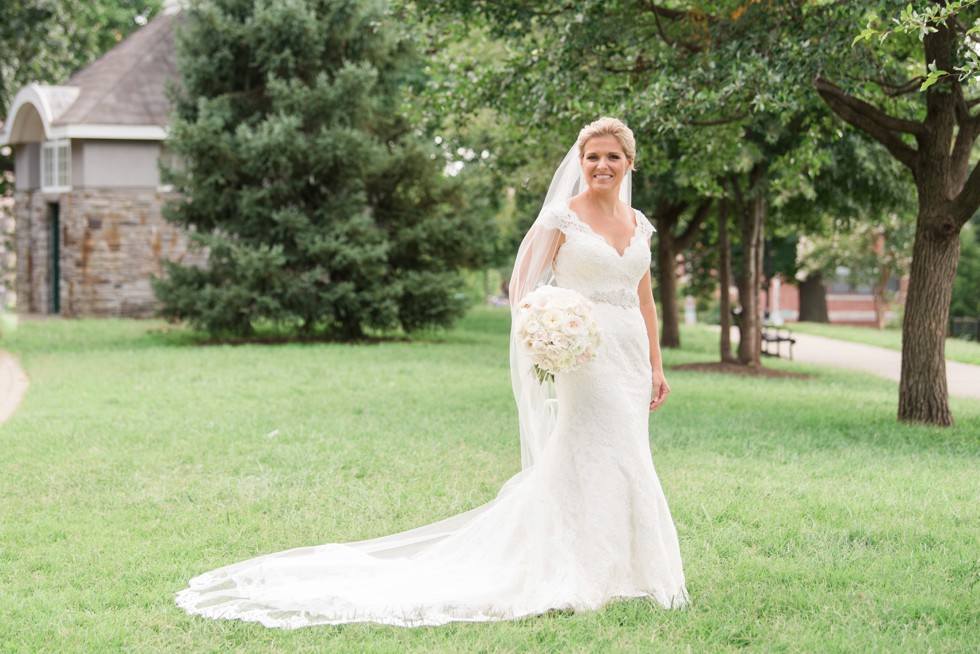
[684,295,697,325]
[771,276,784,326]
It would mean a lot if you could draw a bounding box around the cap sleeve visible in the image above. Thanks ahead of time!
[537,201,571,232]
[634,209,656,238]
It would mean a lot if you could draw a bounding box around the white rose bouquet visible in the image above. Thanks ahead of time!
[515,286,601,383]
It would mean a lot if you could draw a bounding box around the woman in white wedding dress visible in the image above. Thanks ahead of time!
[175,117,688,628]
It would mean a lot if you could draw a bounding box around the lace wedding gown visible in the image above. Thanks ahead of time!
[175,201,688,628]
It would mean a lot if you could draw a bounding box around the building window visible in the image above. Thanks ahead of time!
[41,140,71,192]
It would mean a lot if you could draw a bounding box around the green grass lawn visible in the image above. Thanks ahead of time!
[1,308,978,653]
[788,321,980,366]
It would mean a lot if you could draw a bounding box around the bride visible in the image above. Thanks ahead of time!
[176,117,688,628]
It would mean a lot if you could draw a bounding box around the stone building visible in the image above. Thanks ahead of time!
[0,193,13,310]
[0,4,197,317]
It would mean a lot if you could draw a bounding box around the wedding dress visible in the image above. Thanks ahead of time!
[176,159,688,629]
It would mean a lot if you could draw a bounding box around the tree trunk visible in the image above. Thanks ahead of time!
[657,234,681,348]
[718,199,734,362]
[736,164,765,366]
[653,198,711,350]
[897,21,963,425]
[813,21,976,426]
[799,272,829,322]
[898,215,960,425]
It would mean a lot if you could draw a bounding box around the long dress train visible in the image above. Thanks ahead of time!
[175,202,688,628]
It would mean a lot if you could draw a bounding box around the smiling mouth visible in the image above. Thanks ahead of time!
[594,174,613,180]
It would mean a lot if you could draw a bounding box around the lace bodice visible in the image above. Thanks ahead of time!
[541,201,655,309]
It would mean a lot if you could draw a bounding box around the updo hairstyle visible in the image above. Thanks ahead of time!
[576,117,636,170]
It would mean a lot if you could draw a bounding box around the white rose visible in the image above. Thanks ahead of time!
[541,309,563,329]
[562,317,584,335]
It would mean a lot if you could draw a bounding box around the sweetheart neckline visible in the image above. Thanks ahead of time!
[564,203,642,258]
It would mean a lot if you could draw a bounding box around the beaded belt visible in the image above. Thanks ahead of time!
[588,289,639,308]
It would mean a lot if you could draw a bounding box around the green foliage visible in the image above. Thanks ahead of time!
[951,218,980,318]
[0,0,161,113]
[155,0,492,338]
[855,0,980,87]
[416,1,914,249]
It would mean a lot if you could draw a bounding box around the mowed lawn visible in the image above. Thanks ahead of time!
[1,308,977,653]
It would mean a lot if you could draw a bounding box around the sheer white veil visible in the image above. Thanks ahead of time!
[508,144,632,469]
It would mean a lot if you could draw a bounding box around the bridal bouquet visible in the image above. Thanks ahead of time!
[515,286,601,383]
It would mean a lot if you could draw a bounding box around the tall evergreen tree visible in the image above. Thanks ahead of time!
[154,0,491,338]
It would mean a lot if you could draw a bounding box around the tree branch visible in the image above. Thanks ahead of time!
[602,63,650,74]
[643,2,714,22]
[684,111,749,127]
[840,73,924,96]
[814,77,923,134]
[877,76,926,96]
[813,76,920,170]
[951,123,976,193]
[950,16,980,43]
[966,97,980,123]
[676,198,713,251]
[641,1,704,53]
[949,161,980,227]
[959,88,980,142]
[728,174,746,217]
[654,200,688,232]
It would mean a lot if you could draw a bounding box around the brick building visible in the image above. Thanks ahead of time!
[758,272,907,327]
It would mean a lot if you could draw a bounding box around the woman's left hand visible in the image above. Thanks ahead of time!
[650,370,670,412]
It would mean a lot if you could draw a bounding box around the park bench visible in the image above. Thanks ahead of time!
[761,325,797,360]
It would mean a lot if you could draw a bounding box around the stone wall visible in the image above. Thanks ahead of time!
[0,195,14,310]
[15,187,204,317]
[14,190,50,314]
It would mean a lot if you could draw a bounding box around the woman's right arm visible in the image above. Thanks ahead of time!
[509,225,564,305]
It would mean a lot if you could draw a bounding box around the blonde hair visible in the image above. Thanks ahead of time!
[576,117,636,169]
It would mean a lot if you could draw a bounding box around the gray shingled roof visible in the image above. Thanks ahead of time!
[54,11,177,127]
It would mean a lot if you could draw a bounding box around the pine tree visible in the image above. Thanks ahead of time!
[154,0,491,338]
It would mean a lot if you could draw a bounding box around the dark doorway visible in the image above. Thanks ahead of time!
[48,202,60,314]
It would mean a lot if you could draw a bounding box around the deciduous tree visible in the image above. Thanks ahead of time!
[815,0,980,424]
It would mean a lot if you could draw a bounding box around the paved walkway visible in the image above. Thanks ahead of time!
[0,350,29,424]
[780,331,980,401]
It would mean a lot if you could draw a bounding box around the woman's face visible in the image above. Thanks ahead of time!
[580,135,631,193]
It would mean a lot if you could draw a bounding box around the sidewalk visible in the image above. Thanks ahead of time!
[785,331,980,401]
[0,351,29,424]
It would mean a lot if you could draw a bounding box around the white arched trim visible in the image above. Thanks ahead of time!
[1,84,78,145]
[1,84,167,145]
